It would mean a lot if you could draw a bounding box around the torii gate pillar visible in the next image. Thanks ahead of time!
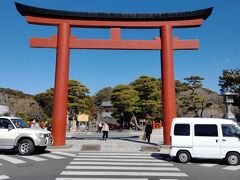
[52,23,71,145]
[161,25,176,145]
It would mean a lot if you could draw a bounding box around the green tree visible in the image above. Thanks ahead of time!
[178,76,210,117]
[131,76,162,121]
[93,87,112,107]
[35,88,54,117]
[219,69,240,107]
[68,80,90,119]
[110,85,139,128]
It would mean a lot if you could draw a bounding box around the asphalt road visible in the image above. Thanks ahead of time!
[1,150,240,180]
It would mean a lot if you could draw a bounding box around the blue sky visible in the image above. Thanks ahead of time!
[0,0,239,95]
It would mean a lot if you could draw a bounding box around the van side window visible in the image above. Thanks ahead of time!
[195,124,218,137]
[174,124,190,136]
[222,124,239,137]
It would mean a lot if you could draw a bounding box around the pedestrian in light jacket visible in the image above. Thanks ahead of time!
[102,121,109,141]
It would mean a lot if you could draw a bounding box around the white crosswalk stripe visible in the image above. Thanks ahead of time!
[60,171,188,177]
[70,161,174,166]
[18,155,47,161]
[40,153,66,159]
[0,152,77,165]
[51,151,77,157]
[73,158,165,162]
[199,164,218,167]
[56,152,188,179]
[0,175,10,180]
[65,166,180,171]
[0,155,26,164]
[222,166,240,171]
[56,178,148,180]
[75,152,152,156]
[75,155,162,159]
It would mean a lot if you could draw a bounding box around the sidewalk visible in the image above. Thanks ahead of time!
[47,128,170,154]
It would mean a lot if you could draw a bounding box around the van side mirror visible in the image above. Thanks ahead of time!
[8,124,14,131]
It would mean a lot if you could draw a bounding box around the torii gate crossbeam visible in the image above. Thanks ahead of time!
[16,2,212,146]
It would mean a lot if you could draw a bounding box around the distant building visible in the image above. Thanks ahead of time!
[100,101,113,118]
[98,101,120,129]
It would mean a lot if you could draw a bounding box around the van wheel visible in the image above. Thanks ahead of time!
[18,139,35,155]
[226,152,240,166]
[177,151,191,163]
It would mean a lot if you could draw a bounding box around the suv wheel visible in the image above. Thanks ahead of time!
[18,139,35,155]
[226,152,240,166]
[177,150,191,163]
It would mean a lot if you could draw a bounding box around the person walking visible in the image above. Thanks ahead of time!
[97,121,103,133]
[102,121,109,141]
[145,121,153,143]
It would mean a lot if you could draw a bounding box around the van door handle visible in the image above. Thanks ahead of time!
[216,139,219,143]
[222,139,226,141]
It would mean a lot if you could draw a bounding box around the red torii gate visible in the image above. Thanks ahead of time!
[16,2,212,146]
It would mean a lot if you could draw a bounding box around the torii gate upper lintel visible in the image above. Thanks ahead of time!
[15,2,213,146]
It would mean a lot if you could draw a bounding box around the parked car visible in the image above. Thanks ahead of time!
[170,117,240,165]
[0,116,53,155]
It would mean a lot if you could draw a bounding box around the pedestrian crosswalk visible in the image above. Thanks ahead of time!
[56,152,188,180]
[0,151,77,164]
[0,151,77,180]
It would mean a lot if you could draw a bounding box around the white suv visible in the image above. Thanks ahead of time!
[0,116,53,155]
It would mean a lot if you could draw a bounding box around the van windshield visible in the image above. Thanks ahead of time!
[11,118,29,128]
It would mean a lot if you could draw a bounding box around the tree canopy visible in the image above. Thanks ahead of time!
[131,76,162,121]
[93,87,112,107]
[177,76,211,117]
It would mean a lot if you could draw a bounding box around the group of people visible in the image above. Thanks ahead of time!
[29,119,52,131]
[97,121,109,141]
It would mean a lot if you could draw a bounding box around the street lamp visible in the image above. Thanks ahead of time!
[222,92,238,121]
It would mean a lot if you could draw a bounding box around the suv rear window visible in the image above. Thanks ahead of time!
[194,124,218,137]
[174,124,190,136]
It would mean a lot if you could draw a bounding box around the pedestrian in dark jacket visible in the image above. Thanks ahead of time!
[145,122,153,143]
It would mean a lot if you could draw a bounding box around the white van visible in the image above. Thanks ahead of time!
[170,118,240,165]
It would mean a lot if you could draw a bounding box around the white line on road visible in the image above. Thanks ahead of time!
[76,155,158,159]
[18,155,47,161]
[60,171,188,177]
[159,179,178,180]
[66,165,180,171]
[0,155,26,164]
[41,154,66,159]
[51,151,77,157]
[77,153,152,156]
[70,161,174,166]
[56,178,148,180]
[222,166,240,171]
[199,164,217,167]
[73,158,164,162]
[0,175,10,180]
[0,163,2,165]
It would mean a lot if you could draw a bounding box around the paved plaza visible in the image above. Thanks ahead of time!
[47,128,170,154]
